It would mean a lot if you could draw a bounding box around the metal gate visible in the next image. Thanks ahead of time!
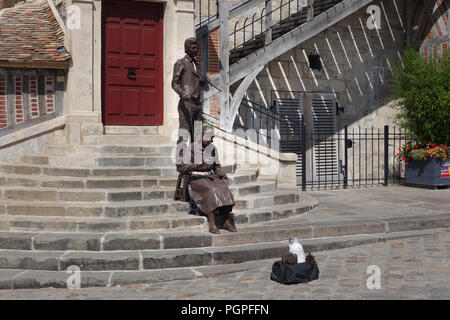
[234,97,409,191]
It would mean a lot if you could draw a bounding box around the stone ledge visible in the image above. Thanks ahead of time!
[0,116,65,150]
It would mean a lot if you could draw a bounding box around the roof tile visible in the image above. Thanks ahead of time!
[0,0,70,67]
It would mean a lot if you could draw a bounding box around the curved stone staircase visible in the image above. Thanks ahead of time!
[0,133,318,289]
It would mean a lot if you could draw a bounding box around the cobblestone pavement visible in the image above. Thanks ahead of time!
[0,228,449,300]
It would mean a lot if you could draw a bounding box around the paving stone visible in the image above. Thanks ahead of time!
[104,204,168,218]
[111,269,197,287]
[86,180,142,189]
[12,270,111,289]
[43,168,91,178]
[128,218,171,230]
[6,205,66,217]
[4,190,57,201]
[60,251,140,271]
[92,168,161,177]
[142,248,212,269]
[210,243,287,265]
[0,270,23,289]
[107,191,142,202]
[8,219,79,232]
[0,232,36,250]
[102,233,161,251]
[41,181,85,189]
[33,233,102,251]
[161,232,212,249]
[0,251,61,271]
[77,220,127,233]
[58,191,105,202]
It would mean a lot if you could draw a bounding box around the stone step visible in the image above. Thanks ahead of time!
[234,189,301,209]
[20,154,177,168]
[0,223,446,273]
[0,187,172,202]
[0,194,313,232]
[0,163,239,178]
[93,135,175,146]
[0,214,207,233]
[45,144,175,156]
[20,155,96,167]
[0,200,189,218]
[0,202,320,251]
[0,163,180,178]
[0,231,212,251]
[0,170,257,189]
[0,174,179,189]
[0,181,276,203]
[0,228,442,290]
[232,199,318,225]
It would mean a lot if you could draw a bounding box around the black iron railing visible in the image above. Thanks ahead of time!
[234,98,411,191]
[233,98,299,153]
[195,0,218,28]
[303,125,411,191]
[230,0,309,50]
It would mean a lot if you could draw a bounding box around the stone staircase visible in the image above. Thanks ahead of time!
[0,131,319,289]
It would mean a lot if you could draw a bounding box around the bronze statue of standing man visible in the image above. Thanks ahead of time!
[172,37,208,143]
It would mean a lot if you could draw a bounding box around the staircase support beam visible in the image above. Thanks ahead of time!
[226,65,265,131]
[219,0,230,130]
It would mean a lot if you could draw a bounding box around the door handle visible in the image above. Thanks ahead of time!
[127,68,136,81]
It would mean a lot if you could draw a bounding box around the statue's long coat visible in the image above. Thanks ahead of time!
[176,144,235,215]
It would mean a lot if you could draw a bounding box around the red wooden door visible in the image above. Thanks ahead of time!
[103,0,163,126]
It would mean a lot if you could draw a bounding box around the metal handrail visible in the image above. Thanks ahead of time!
[233,98,299,151]
[229,0,308,51]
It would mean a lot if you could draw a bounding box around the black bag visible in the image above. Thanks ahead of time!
[270,259,319,285]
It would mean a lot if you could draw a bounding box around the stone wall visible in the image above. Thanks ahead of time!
[0,68,65,137]
[240,0,406,132]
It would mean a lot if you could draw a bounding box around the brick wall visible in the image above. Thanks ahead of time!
[0,70,64,137]
[197,27,221,120]
[413,0,449,61]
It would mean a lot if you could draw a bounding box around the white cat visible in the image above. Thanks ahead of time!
[289,238,306,263]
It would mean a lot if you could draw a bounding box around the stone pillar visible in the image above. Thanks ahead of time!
[64,0,102,145]
[159,0,196,138]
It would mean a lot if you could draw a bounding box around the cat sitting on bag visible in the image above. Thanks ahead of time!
[282,238,316,265]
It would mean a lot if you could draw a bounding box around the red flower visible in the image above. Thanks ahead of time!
[414,145,419,149]
[402,156,406,161]
[406,147,410,151]
[405,162,409,166]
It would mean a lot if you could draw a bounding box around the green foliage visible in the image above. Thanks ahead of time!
[392,45,450,146]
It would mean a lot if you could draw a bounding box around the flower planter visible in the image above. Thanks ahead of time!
[405,159,450,188]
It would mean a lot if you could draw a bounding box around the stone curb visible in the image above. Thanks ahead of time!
[0,212,448,251]
[0,215,448,272]
[0,228,443,290]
